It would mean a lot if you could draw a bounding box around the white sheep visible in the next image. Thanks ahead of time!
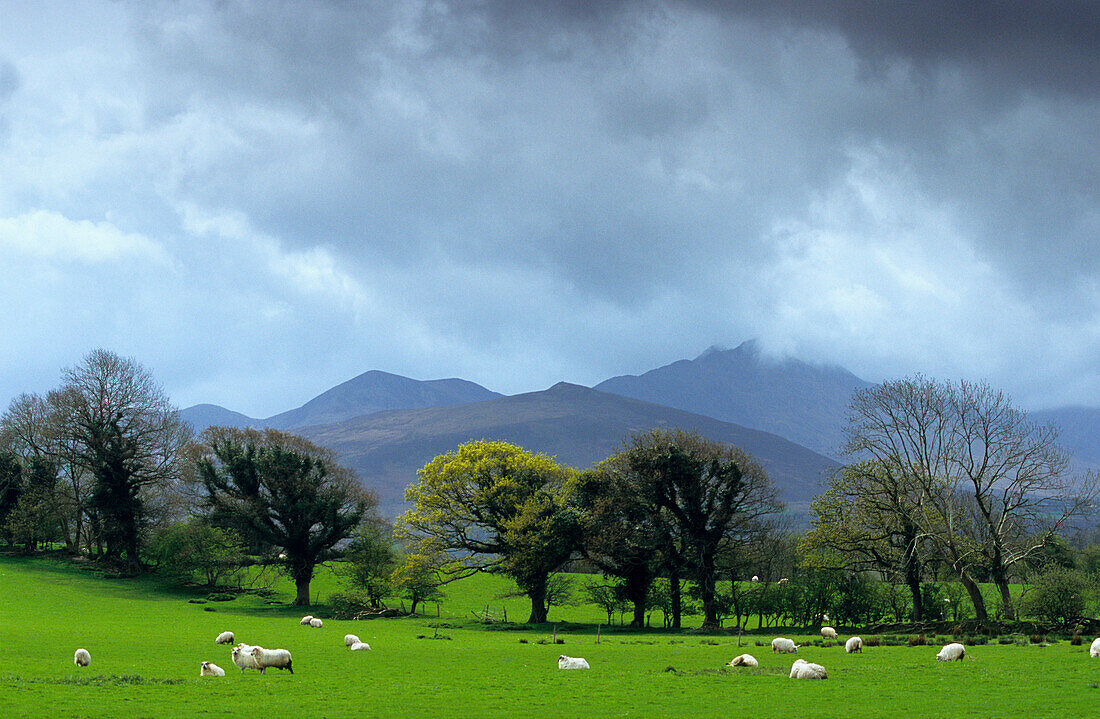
[789,658,827,679]
[231,643,261,673]
[309,617,323,629]
[1090,637,1100,658]
[200,661,225,677]
[727,653,758,668]
[215,631,235,645]
[299,615,314,626]
[771,637,798,653]
[845,636,863,653]
[751,575,760,582]
[778,578,789,585]
[344,634,360,647]
[821,626,838,640]
[73,648,91,667]
[349,641,371,651]
[250,646,294,674]
[936,642,966,661]
[558,655,590,670]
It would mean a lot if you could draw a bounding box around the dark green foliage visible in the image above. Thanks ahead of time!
[1018,565,1091,626]
[197,427,374,605]
[338,521,397,607]
[147,519,247,587]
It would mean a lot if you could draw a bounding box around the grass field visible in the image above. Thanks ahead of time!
[0,555,1096,718]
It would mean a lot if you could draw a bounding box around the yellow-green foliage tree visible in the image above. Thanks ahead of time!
[399,440,579,623]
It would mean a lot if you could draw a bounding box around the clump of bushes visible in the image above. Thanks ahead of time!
[908,634,927,646]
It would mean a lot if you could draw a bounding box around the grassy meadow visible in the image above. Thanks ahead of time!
[0,555,1096,718]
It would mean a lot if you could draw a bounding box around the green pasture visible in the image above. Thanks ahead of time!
[0,556,1096,719]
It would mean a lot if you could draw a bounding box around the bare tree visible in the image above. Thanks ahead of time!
[55,350,191,569]
[846,376,1097,621]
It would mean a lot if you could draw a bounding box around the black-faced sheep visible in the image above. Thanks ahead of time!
[200,661,225,677]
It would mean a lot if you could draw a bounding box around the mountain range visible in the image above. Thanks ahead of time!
[179,340,1098,517]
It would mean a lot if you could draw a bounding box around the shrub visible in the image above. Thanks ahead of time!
[1018,565,1089,626]
[328,590,373,619]
[908,634,927,646]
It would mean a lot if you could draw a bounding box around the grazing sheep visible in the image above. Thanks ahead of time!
[845,636,863,654]
[309,617,323,629]
[200,661,225,677]
[727,653,758,668]
[771,637,798,653]
[1090,637,1100,658]
[821,626,838,640]
[299,615,314,626]
[250,646,294,674]
[344,634,360,647]
[231,644,261,673]
[215,631,235,645]
[751,575,760,582]
[73,648,91,667]
[349,641,371,651]
[789,658,827,679]
[936,642,966,661]
[558,655,590,670]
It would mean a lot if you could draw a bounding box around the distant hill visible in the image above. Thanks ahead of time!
[180,371,502,434]
[298,382,839,518]
[594,340,871,459]
[1031,406,1100,469]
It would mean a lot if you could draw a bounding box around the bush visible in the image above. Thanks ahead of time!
[1018,566,1089,626]
[908,634,927,646]
[328,590,374,619]
[147,520,247,588]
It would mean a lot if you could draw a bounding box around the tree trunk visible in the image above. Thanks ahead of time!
[959,573,988,623]
[294,574,311,606]
[993,570,1015,621]
[906,566,924,622]
[699,552,719,630]
[669,569,682,629]
[526,579,548,623]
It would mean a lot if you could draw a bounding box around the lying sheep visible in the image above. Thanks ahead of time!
[727,653,758,668]
[1091,637,1100,658]
[845,636,863,653]
[344,634,360,647]
[215,631,235,645]
[309,617,323,629]
[200,661,225,677]
[299,615,314,626]
[558,655,590,670]
[936,642,966,661]
[771,637,798,653]
[250,646,294,674]
[789,658,827,679]
[349,641,371,651]
[821,626,838,640]
[74,648,91,667]
[232,643,261,673]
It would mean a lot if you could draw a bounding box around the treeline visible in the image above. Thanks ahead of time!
[2,350,1098,628]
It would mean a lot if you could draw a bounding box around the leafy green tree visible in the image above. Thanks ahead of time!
[391,545,446,615]
[149,519,247,587]
[399,440,579,623]
[339,521,397,608]
[1018,565,1090,626]
[0,451,21,545]
[571,465,667,628]
[196,427,374,605]
[618,429,782,629]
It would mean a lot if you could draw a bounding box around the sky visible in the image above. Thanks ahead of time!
[1,0,1097,418]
